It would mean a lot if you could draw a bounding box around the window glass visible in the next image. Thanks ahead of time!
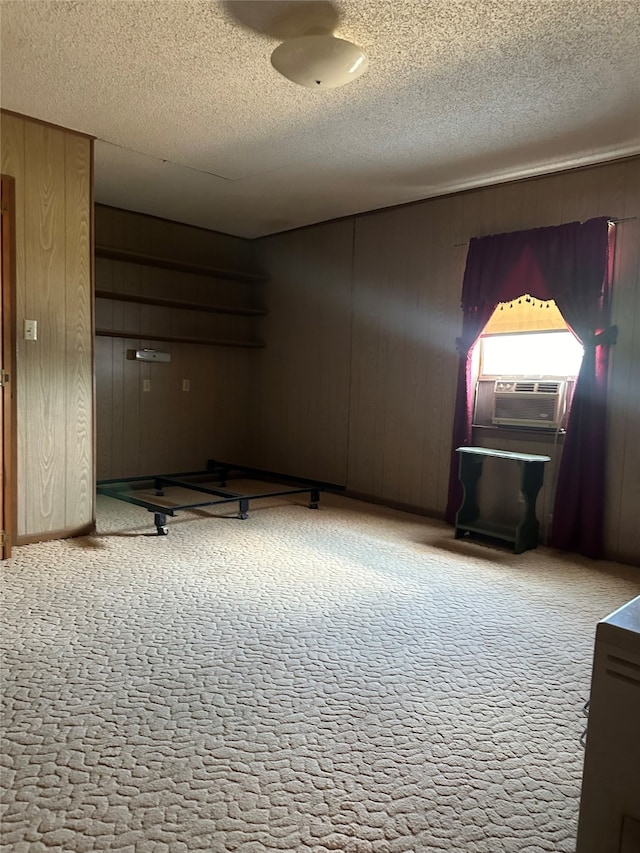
[480,331,584,377]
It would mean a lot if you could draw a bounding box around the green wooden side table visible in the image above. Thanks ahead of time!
[454,447,551,553]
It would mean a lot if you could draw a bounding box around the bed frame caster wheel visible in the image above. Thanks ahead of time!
[153,513,168,536]
[238,511,248,520]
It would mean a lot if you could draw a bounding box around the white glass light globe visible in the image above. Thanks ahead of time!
[271,35,368,90]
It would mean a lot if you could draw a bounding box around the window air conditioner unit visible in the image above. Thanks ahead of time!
[492,379,566,428]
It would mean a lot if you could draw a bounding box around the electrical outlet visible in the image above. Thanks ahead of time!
[24,319,38,340]
[182,379,190,392]
[143,379,151,392]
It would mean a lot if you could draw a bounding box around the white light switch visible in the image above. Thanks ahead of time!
[182,379,190,392]
[24,319,38,340]
[143,379,151,392]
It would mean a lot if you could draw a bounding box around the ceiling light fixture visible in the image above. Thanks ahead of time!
[270,34,368,90]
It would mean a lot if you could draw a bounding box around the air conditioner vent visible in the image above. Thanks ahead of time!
[492,379,567,428]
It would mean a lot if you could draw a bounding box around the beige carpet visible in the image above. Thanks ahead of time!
[1,487,639,853]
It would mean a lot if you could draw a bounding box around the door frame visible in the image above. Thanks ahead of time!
[1,174,17,558]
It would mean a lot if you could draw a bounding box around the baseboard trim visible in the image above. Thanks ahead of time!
[607,550,640,568]
[341,489,446,522]
[16,522,96,546]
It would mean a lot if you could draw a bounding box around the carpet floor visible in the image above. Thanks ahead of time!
[1,486,638,853]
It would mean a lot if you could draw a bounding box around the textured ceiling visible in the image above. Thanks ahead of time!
[1,0,639,238]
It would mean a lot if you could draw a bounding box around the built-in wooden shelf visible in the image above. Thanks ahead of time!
[95,245,268,284]
[95,289,266,317]
[96,329,265,349]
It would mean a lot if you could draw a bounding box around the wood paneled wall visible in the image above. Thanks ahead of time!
[95,204,253,271]
[95,205,262,480]
[96,337,255,479]
[256,158,640,565]
[1,112,93,539]
[253,221,353,483]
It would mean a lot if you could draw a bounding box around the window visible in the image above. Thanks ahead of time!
[479,330,584,377]
[472,296,584,430]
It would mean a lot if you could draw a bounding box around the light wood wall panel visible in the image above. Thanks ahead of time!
[1,112,93,538]
[1,114,27,533]
[256,157,640,565]
[64,134,93,525]
[94,205,261,480]
[24,123,67,531]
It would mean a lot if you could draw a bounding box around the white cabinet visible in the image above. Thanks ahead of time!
[576,596,640,853]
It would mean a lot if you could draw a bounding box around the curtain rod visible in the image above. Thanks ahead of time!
[453,216,637,248]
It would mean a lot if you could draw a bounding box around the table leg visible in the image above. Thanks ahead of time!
[455,453,484,536]
[514,460,546,553]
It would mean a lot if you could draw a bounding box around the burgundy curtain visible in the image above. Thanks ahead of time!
[444,293,499,527]
[549,225,616,557]
[445,217,614,558]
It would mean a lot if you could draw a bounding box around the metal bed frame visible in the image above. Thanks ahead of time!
[97,459,329,535]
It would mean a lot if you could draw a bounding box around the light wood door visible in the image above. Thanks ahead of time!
[0,175,16,559]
